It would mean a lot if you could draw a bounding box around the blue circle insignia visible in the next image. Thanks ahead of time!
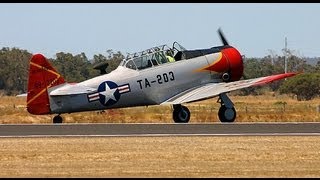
[97,81,120,106]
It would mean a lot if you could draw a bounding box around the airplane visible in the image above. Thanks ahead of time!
[26,28,298,123]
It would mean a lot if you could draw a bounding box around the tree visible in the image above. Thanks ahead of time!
[239,57,265,95]
[92,49,124,74]
[0,47,31,95]
[279,73,320,101]
[52,52,98,83]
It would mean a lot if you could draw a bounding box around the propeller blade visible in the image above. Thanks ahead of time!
[218,28,229,46]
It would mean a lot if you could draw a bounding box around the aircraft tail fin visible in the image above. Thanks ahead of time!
[27,54,66,115]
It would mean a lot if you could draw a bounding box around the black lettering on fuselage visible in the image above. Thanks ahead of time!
[163,73,168,82]
[145,78,151,88]
[169,71,175,81]
[157,71,175,84]
[137,79,143,89]
[157,75,162,84]
[137,71,175,89]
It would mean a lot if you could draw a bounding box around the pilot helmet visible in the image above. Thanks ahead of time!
[166,49,173,56]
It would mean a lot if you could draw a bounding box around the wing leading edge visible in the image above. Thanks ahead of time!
[161,72,298,105]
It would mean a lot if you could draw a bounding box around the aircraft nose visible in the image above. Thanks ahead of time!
[221,47,244,81]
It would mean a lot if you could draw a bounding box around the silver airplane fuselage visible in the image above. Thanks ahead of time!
[26,29,298,124]
[48,48,240,114]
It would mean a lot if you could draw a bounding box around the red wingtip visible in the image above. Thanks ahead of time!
[254,72,298,86]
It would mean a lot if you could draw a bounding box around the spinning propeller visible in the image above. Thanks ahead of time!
[218,28,229,46]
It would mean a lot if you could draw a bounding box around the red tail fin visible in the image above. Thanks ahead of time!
[27,54,65,115]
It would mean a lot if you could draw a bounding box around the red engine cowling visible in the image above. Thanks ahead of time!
[220,46,244,82]
[201,46,244,82]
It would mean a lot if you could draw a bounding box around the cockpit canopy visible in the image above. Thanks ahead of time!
[119,41,224,71]
[119,42,186,71]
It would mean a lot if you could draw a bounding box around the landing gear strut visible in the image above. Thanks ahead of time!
[53,115,63,124]
[217,93,236,123]
[172,104,190,123]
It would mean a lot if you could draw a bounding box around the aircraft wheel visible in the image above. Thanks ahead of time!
[173,105,190,123]
[218,105,236,123]
[53,115,63,124]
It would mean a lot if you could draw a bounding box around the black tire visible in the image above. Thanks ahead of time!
[173,105,190,123]
[53,115,63,124]
[218,105,236,123]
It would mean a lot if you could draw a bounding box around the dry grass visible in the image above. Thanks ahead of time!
[1,93,320,123]
[1,95,320,178]
[0,136,319,177]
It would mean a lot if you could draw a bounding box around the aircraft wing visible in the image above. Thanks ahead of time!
[161,72,297,105]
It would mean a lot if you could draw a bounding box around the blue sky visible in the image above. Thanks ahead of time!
[1,3,320,59]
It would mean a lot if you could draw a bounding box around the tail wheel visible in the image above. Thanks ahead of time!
[53,115,63,124]
[218,105,236,123]
[173,105,190,123]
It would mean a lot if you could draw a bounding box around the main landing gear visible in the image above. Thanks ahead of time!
[172,104,190,123]
[171,93,236,123]
[53,114,63,124]
[217,93,236,123]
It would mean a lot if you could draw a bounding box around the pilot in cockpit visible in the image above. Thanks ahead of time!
[165,49,175,63]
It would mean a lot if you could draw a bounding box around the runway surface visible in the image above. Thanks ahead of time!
[0,122,320,137]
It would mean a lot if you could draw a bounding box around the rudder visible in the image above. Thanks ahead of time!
[27,54,65,115]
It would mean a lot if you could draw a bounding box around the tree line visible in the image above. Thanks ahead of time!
[0,47,320,100]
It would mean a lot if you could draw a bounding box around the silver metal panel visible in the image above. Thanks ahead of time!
[48,53,219,113]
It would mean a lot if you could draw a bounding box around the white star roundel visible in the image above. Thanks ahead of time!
[97,81,120,106]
